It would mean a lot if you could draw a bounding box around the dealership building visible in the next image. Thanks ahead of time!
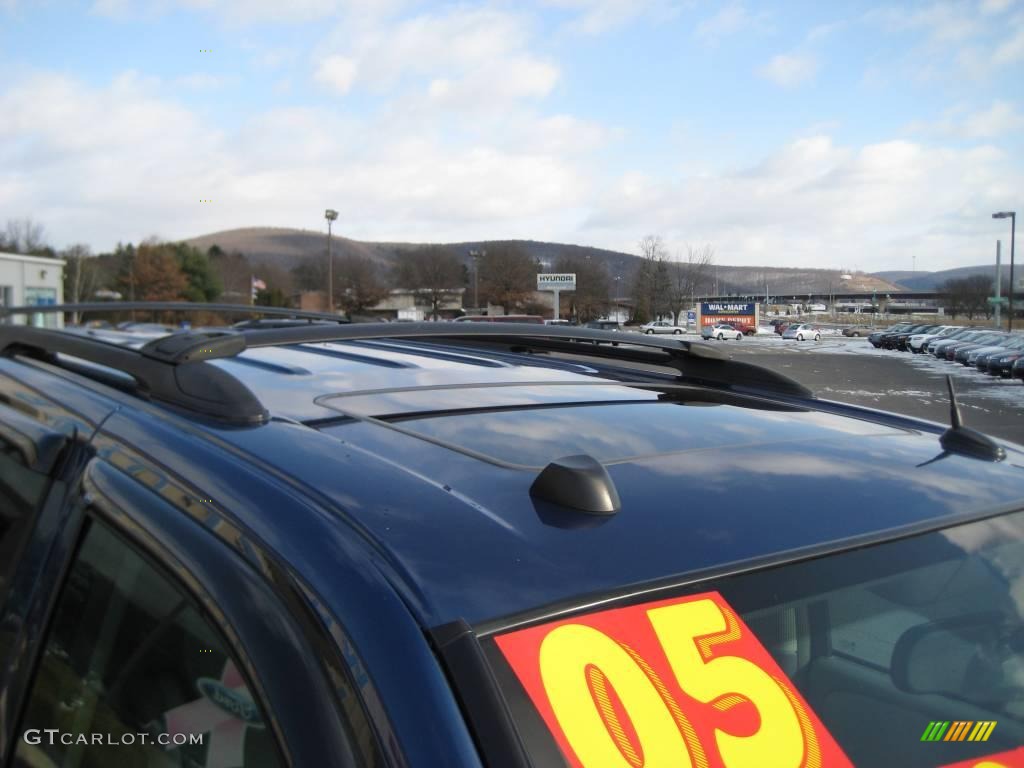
[0,251,65,327]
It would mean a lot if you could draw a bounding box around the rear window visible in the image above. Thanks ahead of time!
[480,510,1024,768]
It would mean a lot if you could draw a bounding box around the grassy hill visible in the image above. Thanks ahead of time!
[184,227,905,295]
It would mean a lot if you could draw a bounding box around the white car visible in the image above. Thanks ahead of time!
[700,323,742,341]
[782,323,820,341]
[907,325,961,353]
[641,320,685,335]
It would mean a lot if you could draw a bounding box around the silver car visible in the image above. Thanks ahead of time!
[701,323,742,341]
[782,323,820,341]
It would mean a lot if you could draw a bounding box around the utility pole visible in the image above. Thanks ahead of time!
[993,212,1016,331]
[469,249,485,311]
[995,240,1003,328]
[325,209,338,312]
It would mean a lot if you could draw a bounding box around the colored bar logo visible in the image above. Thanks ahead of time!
[921,721,997,742]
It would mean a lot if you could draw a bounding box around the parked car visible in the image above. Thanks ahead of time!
[944,332,1008,361]
[700,322,743,340]
[0,302,1022,768]
[543,318,571,325]
[782,323,821,341]
[878,323,938,350]
[730,321,758,336]
[841,326,876,337]
[454,314,546,323]
[774,322,790,335]
[988,349,1024,377]
[961,334,1023,366]
[641,320,686,335]
[907,325,961,353]
[868,323,914,347]
[584,319,622,331]
[931,329,999,358]
[889,323,945,351]
[974,337,1024,373]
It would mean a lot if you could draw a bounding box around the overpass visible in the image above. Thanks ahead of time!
[690,290,1022,315]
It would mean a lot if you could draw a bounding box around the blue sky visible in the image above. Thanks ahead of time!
[1,0,1022,270]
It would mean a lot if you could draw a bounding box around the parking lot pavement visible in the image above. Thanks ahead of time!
[720,335,1024,446]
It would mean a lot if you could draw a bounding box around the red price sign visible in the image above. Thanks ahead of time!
[495,591,851,768]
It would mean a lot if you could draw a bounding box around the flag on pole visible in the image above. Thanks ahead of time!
[251,276,266,302]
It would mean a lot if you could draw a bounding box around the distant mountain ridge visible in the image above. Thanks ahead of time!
[184,227,906,295]
[873,264,1013,291]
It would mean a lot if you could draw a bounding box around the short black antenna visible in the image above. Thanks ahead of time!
[946,375,963,430]
[938,375,1005,462]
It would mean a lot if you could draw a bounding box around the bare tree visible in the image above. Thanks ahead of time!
[209,248,253,304]
[335,253,390,314]
[61,244,99,323]
[940,275,992,319]
[554,252,610,322]
[394,245,463,319]
[630,235,670,323]
[477,243,537,314]
[3,217,48,255]
[668,244,714,321]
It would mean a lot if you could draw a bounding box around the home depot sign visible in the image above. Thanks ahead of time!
[699,301,759,329]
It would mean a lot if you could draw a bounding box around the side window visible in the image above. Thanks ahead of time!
[0,439,50,607]
[14,518,284,768]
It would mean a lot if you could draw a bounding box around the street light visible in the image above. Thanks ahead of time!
[468,249,485,311]
[993,211,1016,331]
[325,209,338,311]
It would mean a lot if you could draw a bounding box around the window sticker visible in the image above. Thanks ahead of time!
[161,659,262,768]
[494,591,852,768]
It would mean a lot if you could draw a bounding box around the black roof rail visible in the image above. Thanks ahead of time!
[0,325,269,425]
[0,301,349,324]
[0,304,812,424]
[172,321,812,398]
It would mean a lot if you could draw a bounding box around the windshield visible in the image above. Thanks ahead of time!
[484,510,1024,768]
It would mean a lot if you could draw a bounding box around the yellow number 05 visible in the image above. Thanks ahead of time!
[538,598,814,768]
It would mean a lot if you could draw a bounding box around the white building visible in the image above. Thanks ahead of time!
[0,251,65,327]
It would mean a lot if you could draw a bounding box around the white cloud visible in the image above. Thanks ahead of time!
[906,101,1024,138]
[174,72,233,90]
[89,0,400,23]
[758,53,817,87]
[543,0,684,34]
[578,134,1022,270]
[980,0,1017,14]
[0,71,595,250]
[962,100,1024,135]
[314,55,358,94]
[312,7,560,113]
[866,2,982,43]
[993,17,1024,63]
[694,3,767,44]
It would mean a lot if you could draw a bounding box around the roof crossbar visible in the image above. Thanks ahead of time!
[0,325,268,425]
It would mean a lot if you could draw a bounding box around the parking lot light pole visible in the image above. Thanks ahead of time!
[993,212,1016,331]
[468,249,485,311]
[325,209,338,311]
